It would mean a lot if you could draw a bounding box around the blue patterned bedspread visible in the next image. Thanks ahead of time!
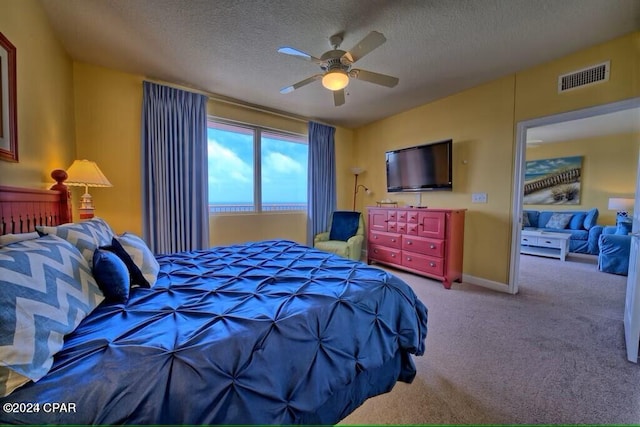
[0,240,427,424]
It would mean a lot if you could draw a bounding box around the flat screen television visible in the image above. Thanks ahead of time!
[386,139,453,192]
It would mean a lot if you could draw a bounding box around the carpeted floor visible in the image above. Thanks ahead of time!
[341,253,640,425]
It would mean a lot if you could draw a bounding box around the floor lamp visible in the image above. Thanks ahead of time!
[351,167,371,211]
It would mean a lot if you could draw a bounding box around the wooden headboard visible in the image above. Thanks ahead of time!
[0,170,72,235]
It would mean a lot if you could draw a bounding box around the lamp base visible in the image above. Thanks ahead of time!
[78,192,95,220]
[78,208,95,220]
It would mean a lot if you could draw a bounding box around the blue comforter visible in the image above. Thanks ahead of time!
[0,240,427,424]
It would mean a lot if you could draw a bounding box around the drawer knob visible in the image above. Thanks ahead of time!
[407,257,412,261]
[392,238,396,242]
[374,235,378,239]
[407,240,412,245]
[429,244,436,249]
[429,262,436,267]
[391,253,396,258]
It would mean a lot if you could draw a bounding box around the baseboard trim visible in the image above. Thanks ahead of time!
[462,274,514,294]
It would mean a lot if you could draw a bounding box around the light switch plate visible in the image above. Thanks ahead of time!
[472,192,488,203]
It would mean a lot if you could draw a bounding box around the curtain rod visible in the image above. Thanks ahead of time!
[144,78,331,126]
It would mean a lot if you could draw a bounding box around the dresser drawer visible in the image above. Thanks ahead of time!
[401,251,444,277]
[369,244,401,264]
[402,236,444,258]
[521,235,538,246]
[369,231,401,249]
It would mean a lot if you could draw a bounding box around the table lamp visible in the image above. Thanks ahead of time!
[65,159,112,219]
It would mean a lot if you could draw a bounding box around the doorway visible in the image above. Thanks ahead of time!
[509,98,640,294]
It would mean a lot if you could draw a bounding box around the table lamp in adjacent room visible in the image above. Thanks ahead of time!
[65,159,113,219]
[608,197,635,224]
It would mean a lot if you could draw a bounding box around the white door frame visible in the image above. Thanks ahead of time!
[509,97,640,294]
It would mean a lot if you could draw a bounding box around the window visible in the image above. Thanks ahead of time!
[207,120,308,213]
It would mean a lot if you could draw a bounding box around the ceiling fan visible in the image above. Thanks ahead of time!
[278,31,399,106]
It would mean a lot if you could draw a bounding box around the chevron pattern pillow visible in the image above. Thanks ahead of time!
[115,232,160,287]
[0,235,104,396]
[37,217,115,267]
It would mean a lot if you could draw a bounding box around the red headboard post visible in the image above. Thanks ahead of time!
[50,169,72,224]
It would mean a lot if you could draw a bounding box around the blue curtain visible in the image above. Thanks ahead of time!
[307,121,337,245]
[141,81,209,254]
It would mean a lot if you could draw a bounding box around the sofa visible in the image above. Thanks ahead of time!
[598,221,633,275]
[523,208,603,255]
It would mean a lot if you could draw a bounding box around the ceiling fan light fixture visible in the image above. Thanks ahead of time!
[322,70,349,91]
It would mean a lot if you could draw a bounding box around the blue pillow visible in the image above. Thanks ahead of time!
[616,221,632,235]
[329,211,361,242]
[93,249,130,303]
[583,208,599,230]
[568,213,586,230]
[101,238,151,288]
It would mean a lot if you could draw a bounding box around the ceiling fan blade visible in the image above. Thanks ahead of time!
[280,74,322,94]
[333,89,345,106]
[344,31,386,63]
[350,69,399,88]
[277,46,322,64]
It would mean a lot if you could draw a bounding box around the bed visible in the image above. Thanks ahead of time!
[0,184,428,424]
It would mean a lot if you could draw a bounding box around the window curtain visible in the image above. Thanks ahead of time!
[141,81,209,254]
[307,121,337,246]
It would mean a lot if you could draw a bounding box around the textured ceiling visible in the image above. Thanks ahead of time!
[40,0,640,128]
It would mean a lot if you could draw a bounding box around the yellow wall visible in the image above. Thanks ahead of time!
[73,62,144,235]
[354,32,639,286]
[525,133,639,225]
[515,33,639,123]
[0,0,75,188]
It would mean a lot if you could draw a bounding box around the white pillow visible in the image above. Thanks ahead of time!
[37,217,115,267]
[0,232,40,247]
[0,235,104,396]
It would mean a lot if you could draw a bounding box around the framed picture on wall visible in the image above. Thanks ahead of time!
[523,156,583,204]
[0,32,18,163]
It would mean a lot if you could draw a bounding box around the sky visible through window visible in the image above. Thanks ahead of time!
[207,126,308,208]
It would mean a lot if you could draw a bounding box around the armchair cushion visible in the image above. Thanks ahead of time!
[314,212,365,261]
[329,211,361,242]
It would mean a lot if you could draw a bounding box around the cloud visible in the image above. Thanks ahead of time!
[208,139,252,184]
[263,152,303,175]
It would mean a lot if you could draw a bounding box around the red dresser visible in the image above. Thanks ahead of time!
[367,207,466,289]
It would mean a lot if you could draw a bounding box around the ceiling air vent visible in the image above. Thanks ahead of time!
[558,61,610,93]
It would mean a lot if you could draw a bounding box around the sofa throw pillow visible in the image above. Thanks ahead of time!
[36,217,115,267]
[93,249,131,303]
[583,208,599,230]
[329,211,361,242]
[116,233,160,287]
[545,213,573,229]
[568,213,587,230]
[522,212,531,227]
[0,235,104,395]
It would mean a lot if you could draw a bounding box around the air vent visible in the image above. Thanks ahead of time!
[558,61,609,93]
